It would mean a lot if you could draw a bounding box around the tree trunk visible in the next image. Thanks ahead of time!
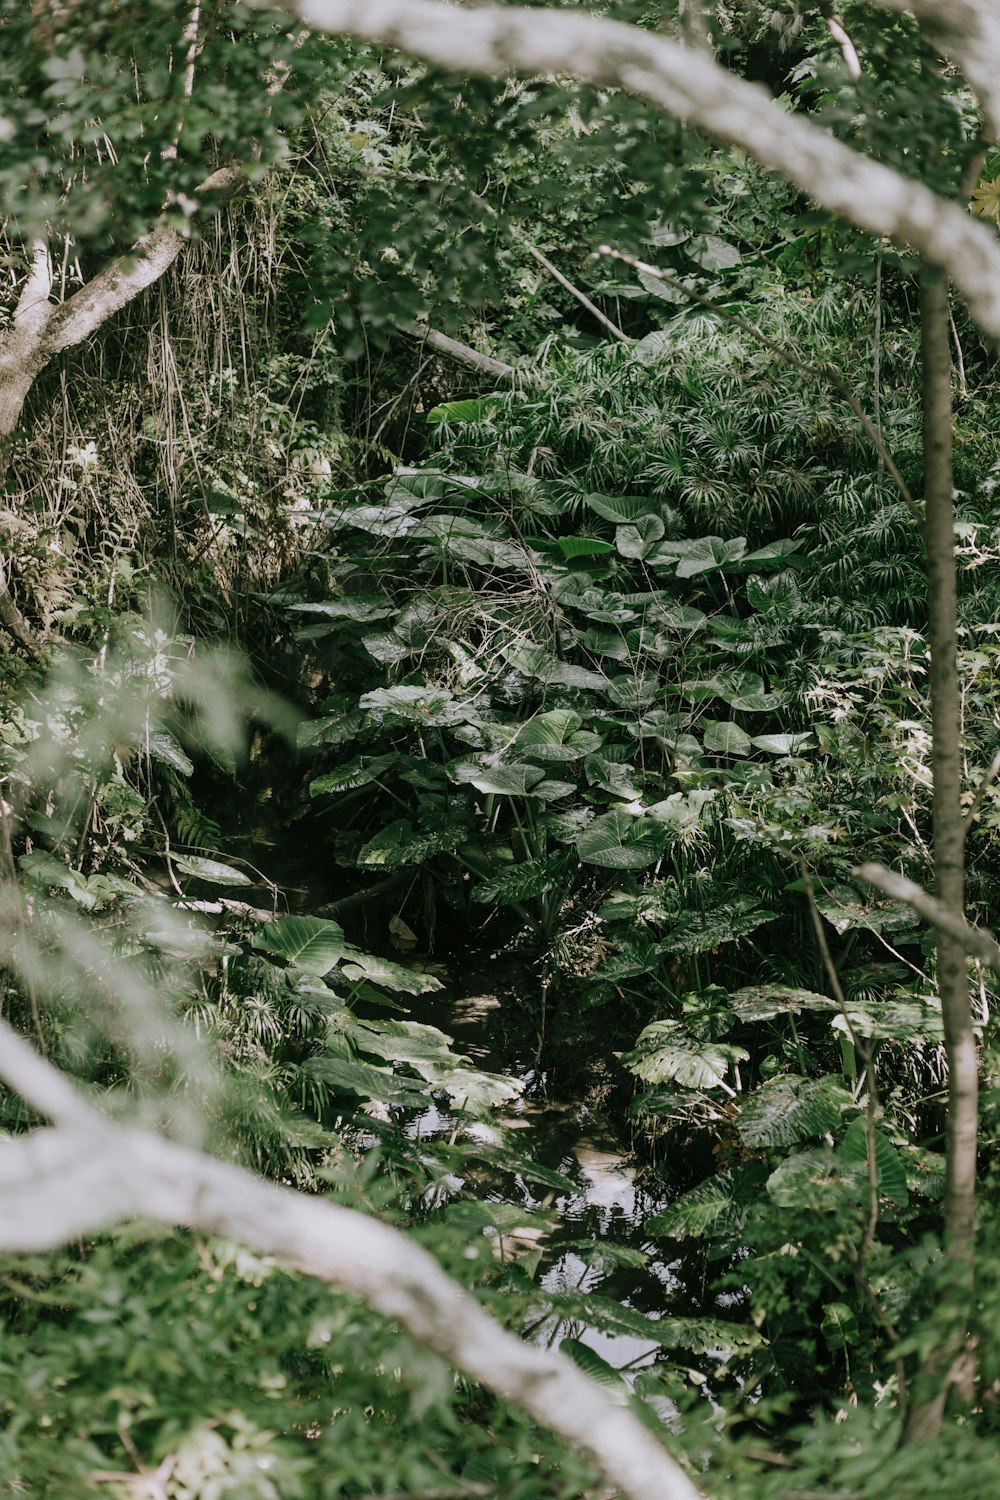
[904,271,978,1442]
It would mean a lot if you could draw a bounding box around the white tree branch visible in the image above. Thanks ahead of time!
[13,240,54,339]
[44,166,246,354]
[0,1018,703,1500]
[854,861,1000,973]
[253,0,1000,342]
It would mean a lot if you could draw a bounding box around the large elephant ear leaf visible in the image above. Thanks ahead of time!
[839,1117,909,1206]
[254,915,347,977]
[575,811,666,869]
[623,1021,747,1091]
[647,1163,766,1241]
[737,1074,853,1148]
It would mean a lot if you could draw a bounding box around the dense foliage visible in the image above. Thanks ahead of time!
[3,2,1000,1496]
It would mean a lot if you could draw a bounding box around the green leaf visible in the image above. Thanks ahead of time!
[558,1340,629,1405]
[732,985,837,1022]
[749,732,815,755]
[659,898,777,956]
[448,761,547,796]
[702,719,752,756]
[169,853,252,886]
[554,536,617,560]
[426,396,500,425]
[575,811,666,869]
[624,1021,747,1090]
[339,948,442,994]
[513,710,585,760]
[821,1302,859,1351]
[616,515,665,560]
[584,493,655,524]
[839,1117,909,1206]
[287,598,396,623]
[146,728,194,776]
[742,537,803,564]
[309,753,398,796]
[647,1164,766,1241]
[255,915,347,977]
[765,1148,861,1212]
[357,819,466,868]
[737,1075,853,1149]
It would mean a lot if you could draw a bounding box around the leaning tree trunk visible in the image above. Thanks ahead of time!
[903,270,979,1443]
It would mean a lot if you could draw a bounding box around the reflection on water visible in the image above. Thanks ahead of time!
[404,973,727,1388]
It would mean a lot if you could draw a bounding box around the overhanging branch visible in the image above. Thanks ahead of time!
[255,0,1000,343]
[0,1018,704,1500]
[854,862,1000,973]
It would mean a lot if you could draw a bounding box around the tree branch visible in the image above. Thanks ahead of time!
[256,0,1000,343]
[44,167,246,355]
[523,242,634,344]
[396,320,514,378]
[854,862,1000,974]
[0,1018,704,1500]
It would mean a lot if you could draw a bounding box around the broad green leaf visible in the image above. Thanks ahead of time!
[742,537,803,563]
[702,719,752,756]
[146,728,194,776]
[647,1164,767,1241]
[624,1021,747,1090]
[169,853,252,886]
[839,1117,909,1206]
[616,515,665,560]
[513,710,584,760]
[738,1075,853,1149]
[576,811,666,869]
[749,732,815,755]
[357,819,465,868]
[559,1340,629,1405]
[584,492,655,524]
[603,672,660,711]
[765,1148,862,1212]
[732,985,837,1022]
[339,947,442,994]
[304,1054,428,1106]
[287,598,396,623]
[309,753,398,796]
[358,685,475,726]
[659,898,777,956]
[426,396,500,425]
[471,856,569,904]
[255,915,347,976]
[821,1302,859,1351]
[554,536,617,560]
[448,761,546,796]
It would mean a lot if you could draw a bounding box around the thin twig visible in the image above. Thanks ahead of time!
[526,242,635,345]
[855,861,1000,973]
[963,744,1000,837]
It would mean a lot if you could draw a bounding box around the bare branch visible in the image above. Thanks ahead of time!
[45,167,246,354]
[826,14,862,80]
[12,240,54,338]
[853,862,1000,974]
[396,320,514,377]
[255,0,1000,343]
[523,242,634,344]
[0,1019,704,1500]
